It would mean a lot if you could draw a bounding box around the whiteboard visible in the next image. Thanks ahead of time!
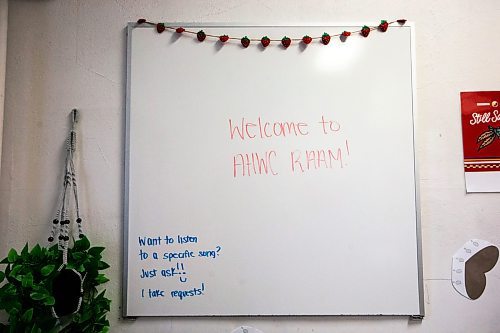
[124,23,424,317]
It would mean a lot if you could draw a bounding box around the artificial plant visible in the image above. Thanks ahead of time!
[0,110,110,332]
[0,238,110,332]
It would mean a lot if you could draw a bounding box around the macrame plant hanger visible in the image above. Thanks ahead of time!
[48,109,85,318]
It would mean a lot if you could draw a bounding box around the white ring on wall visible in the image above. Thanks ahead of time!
[231,326,264,333]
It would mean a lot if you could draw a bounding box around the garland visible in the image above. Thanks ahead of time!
[136,18,407,48]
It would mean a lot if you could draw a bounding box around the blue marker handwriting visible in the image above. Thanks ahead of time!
[198,245,222,259]
[141,288,165,298]
[170,283,205,300]
[140,263,188,282]
[163,250,195,262]
[138,235,198,247]
[160,246,222,261]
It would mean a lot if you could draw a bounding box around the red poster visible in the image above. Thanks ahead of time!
[460,91,500,192]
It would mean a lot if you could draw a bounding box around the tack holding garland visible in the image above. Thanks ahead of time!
[136,19,407,49]
[0,110,110,333]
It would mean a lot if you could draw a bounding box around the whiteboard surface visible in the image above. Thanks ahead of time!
[124,24,422,316]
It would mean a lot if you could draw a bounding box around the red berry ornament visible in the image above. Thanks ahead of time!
[302,35,312,44]
[281,36,291,48]
[219,35,229,43]
[340,30,351,42]
[137,18,146,24]
[241,36,250,48]
[261,36,270,48]
[379,20,389,32]
[156,23,166,33]
[321,33,331,45]
[197,30,206,42]
[361,26,371,37]
[176,27,185,33]
[397,19,407,25]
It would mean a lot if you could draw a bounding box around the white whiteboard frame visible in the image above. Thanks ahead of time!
[123,22,424,318]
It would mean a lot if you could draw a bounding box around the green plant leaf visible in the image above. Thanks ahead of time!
[98,261,110,270]
[95,274,109,285]
[31,284,42,293]
[32,285,49,295]
[1,242,111,332]
[7,249,18,263]
[72,313,81,323]
[31,244,42,259]
[30,292,48,301]
[21,243,29,259]
[8,315,19,333]
[41,264,56,276]
[22,272,34,288]
[30,323,42,333]
[0,283,17,296]
[88,247,105,257]
[74,236,90,251]
[43,296,55,306]
[21,308,34,322]
[4,263,11,277]
[6,300,21,314]
[85,259,99,272]
[72,252,86,261]
[96,290,107,299]
[9,264,23,280]
[78,309,92,323]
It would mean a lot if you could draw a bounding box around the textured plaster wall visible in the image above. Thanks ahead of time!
[0,0,7,175]
[1,1,500,332]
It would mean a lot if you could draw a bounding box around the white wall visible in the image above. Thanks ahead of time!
[1,1,500,332]
[0,0,7,176]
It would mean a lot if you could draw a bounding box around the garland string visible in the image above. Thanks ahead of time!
[135,18,407,46]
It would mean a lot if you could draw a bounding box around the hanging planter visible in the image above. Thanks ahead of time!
[0,239,110,333]
[0,110,110,333]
